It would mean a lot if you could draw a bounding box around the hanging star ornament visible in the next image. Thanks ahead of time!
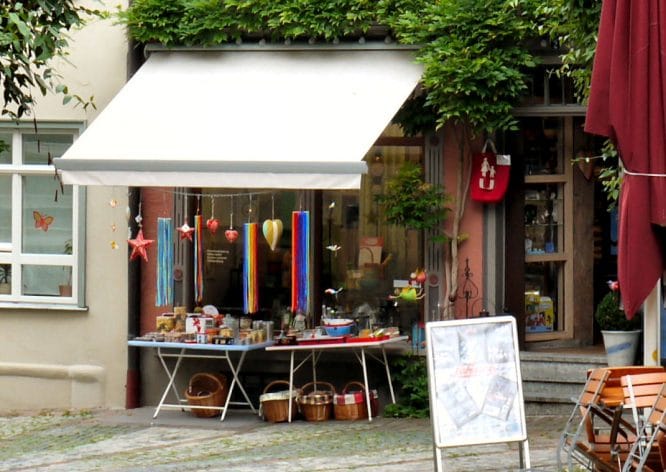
[177,221,195,241]
[128,229,154,262]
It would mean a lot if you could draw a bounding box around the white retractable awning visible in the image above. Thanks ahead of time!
[55,46,423,189]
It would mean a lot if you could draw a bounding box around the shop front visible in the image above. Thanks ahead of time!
[55,44,429,413]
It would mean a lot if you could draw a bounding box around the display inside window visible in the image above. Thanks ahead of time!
[524,183,563,255]
[519,117,564,175]
[166,144,425,334]
[524,261,562,333]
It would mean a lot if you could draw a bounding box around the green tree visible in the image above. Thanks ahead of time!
[0,1,101,120]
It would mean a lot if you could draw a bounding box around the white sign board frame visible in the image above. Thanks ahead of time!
[426,316,530,470]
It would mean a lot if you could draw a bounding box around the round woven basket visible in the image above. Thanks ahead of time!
[185,372,228,418]
[297,381,335,422]
[260,380,301,423]
[334,381,369,421]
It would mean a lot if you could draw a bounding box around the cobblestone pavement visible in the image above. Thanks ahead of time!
[0,408,568,471]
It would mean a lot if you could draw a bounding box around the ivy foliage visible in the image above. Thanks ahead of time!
[385,0,538,133]
[0,1,102,119]
[120,0,557,135]
[535,0,602,105]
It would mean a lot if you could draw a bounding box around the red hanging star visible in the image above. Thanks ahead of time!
[128,229,154,262]
[177,221,195,241]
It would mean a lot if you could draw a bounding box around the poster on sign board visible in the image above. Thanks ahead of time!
[426,316,528,449]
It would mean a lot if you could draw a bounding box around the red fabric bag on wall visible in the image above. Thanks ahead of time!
[470,139,511,204]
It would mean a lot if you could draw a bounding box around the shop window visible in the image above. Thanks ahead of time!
[0,128,83,307]
[194,141,424,331]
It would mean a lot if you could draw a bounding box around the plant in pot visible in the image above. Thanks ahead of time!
[59,239,73,297]
[0,264,10,295]
[595,281,642,366]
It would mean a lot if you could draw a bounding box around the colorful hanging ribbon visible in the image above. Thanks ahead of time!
[291,211,310,314]
[243,222,259,314]
[193,214,204,305]
[155,217,174,307]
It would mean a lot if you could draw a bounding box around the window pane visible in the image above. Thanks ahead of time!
[22,175,73,254]
[525,261,562,333]
[0,175,11,244]
[525,183,563,254]
[22,134,73,165]
[514,117,564,175]
[22,264,70,296]
[0,133,11,164]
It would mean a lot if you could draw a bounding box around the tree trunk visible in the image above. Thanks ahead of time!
[442,125,472,319]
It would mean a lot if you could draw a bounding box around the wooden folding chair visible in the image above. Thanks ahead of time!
[558,367,612,471]
[619,374,666,472]
[557,366,665,472]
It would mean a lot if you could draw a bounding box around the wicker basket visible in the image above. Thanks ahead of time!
[297,381,335,422]
[260,380,301,423]
[185,372,228,418]
[334,381,371,420]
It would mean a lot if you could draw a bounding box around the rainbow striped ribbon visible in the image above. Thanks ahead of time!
[193,214,204,305]
[155,217,173,307]
[291,211,310,314]
[243,222,259,314]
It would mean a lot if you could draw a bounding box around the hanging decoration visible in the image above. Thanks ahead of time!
[156,217,174,306]
[262,195,283,251]
[128,201,154,262]
[225,197,239,243]
[177,221,195,241]
[206,197,220,235]
[128,229,154,262]
[470,139,511,204]
[291,210,310,314]
[243,222,259,314]
[33,210,54,232]
[193,213,204,305]
[109,195,120,250]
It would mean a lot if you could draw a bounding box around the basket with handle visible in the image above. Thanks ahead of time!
[259,380,301,423]
[184,372,228,418]
[297,381,335,422]
[334,381,379,420]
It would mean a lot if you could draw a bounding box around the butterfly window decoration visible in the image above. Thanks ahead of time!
[33,210,55,232]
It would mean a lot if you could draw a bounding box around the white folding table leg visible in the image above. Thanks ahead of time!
[220,351,255,421]
[382,347,396,404]
[360,348,373,422]
[155,348,186,418]
[288,350,295,423]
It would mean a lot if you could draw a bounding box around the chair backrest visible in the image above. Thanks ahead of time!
[589,366,665,407]
[621,372,666,410]
[581,368,612,407]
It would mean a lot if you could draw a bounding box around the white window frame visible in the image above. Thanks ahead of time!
[0,123,86,310]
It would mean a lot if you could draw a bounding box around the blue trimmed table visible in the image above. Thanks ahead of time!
[128,340,274,421]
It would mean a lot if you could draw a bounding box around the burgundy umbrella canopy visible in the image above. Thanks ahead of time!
[585,0,666,318]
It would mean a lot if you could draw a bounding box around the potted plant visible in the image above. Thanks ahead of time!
[59,239,73,297]
[0,264,10,294]
[595,281,642,366]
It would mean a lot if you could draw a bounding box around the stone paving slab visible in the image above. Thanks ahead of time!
[0,408,569,471]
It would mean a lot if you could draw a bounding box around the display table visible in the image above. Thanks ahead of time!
[128,340,274,421]
[266,336,408,422]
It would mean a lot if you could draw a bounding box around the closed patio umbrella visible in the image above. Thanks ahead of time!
[585,0,666,319]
